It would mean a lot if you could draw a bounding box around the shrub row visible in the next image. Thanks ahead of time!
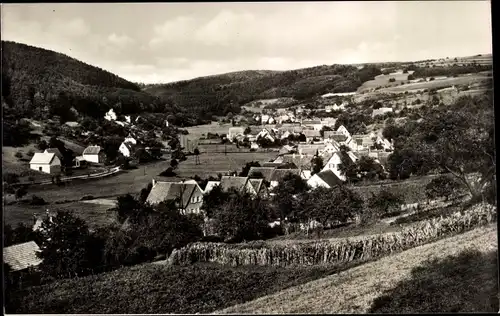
[169,203,496,267]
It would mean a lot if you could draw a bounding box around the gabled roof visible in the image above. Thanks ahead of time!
[146,181,198,207]
[324,131,348,142]
[248,178,264,193]
[248,167,276,181]
[315,169,343,187]
[280,154,313,169]
[302,130,321,137]
[45,148,63,159]
[30,152,56,165]
[204,181,220,193]
[270,168,301,182]
[261,162,293,168]
[3,241,42,272]
[220,176,250,192]
[83,145,102,155]
[302,120,322,125]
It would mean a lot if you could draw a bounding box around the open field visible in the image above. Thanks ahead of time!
[380,74,491,93]
[357,71,414,93]
[216,224,498,314]
[4,200,116,229]
[11,152,277,203]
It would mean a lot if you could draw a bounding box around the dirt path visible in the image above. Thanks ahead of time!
[216,224,497,314]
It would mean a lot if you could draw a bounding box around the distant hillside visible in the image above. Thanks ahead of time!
[144,64,382,116]
[1,41,171,121]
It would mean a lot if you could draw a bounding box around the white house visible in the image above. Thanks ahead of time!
[336,125,351,138]
[228,127,245,141]
[83,145,106,164]
[251,142,260,149]
[119,141,135,158]
[204,181,221,194]
[30,152,61,174]
[104,108,117,121]
[256,129,275,143]
[322,151,358,181]
[307,169,343,189]
[261,114,271,124]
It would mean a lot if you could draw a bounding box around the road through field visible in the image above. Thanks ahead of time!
[216,224,497,314]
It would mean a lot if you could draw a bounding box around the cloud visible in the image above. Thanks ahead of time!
[108,33,135,47]
[47,18,90,37]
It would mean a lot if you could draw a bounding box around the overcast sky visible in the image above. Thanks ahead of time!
[1,1,492,84]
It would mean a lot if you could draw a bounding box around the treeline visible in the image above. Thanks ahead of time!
[1,41,204,136]
[410,64,491,79]
[145,65,382,116]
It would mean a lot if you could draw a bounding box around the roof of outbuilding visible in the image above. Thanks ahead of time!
[30,152,56,165]
[316,169,343,187]
[270,168,301,182]
[83,145,102,155]
[45,148,63,159]
[3,241,42,272]
[248,167,276,181]
[146,182,198,207]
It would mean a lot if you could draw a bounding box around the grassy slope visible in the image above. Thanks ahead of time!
[216,224,497,314]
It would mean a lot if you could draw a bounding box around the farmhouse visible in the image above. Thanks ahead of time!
[349,135,375,152]
[3,241,43,272]
[146,180,204,214]
[307,169,343,189]
[228,127,245,141]
[219,176,257,195]
[322,151,358,181]
[83,145,106,164]
[301,119,323,131]
[204,181,221,194]
[118,141,136,158]
[248,167,277,182]
[44,148,63,161]
[29,152,61,174]
[302,129,322,142]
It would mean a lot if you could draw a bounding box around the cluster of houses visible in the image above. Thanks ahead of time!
[28,133,143,175]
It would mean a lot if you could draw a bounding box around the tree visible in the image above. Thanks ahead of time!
[170,158,179,170]
[239,161,261,177]
[311,156,324,175]
[193,148,200,165]
[139,183,153,203]
[202,185,231,218]
[272,173,309,227]
[320,125,333,138]
[37,211,103,278]
[388,78,396,83]
[4,223,43,247]
[294,186,364,228]
[15,186,28,200]
[367,189,403,221]
[244,126,252,135]
[114,194,142,224]
[425,176,462,201]
[212,191,272,242]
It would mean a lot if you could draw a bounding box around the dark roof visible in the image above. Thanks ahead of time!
[220,176,249,192]
[280,154,312,169]
[248,167,276,181]
[324,131,348,142]
[302,120,322,125]
[146,182,201,208]
[3,241,42,272]
[270,168,301,182]
[316,169,343,187]
[45,148,63,159]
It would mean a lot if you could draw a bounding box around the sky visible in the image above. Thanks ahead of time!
[1,1,492,84]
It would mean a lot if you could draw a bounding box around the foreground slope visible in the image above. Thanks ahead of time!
[216,224,498,314]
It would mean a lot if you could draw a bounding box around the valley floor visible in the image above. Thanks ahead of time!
[216,224,498,314]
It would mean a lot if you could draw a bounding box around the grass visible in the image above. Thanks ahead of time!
[357,72,412,93]
[215,224,497,314]
[5,262,342,314]
[380,74,490,93]
[391,203,462,226]
[3,200,116,229]
[9,152,276,203]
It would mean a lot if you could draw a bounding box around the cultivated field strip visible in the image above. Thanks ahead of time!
[169,203,496,267]
[215,224,497,314]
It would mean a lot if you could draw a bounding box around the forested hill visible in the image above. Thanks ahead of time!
[144,64,382,116]
[1,41,178,122]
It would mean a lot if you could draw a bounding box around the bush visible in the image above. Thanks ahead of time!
[15,151,23,158]
[388,78,396,83]
[30,195,47,205]
[80,195,95,201]
[159,168,176,177]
